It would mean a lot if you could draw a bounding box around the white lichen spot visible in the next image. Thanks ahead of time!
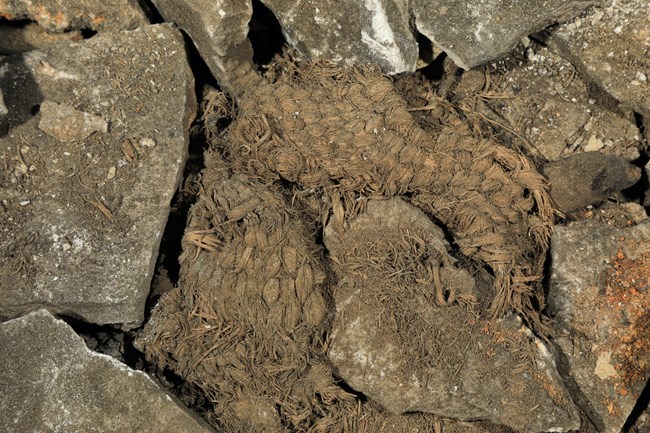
[361,0,409,72]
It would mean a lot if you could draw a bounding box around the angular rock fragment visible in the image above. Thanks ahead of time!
[543,152,641,213]
[221,60,554,328]
[549,219,650,433]
[0,309,215,433]
[324,198,580,432]
[261,0,417,74]
[150,0,262,97]
[455,45,642,162]
[550,0,650,117]
[38,100,108,142]
[0,24,196,328]
[0,0,148,32]
[411,0,594,69]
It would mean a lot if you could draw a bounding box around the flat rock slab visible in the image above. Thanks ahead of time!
[550,0,650,117]
[325,198,580,433]
[0,24,196,328]
[262,0,417,74]
[412,0,594,69]
[151,0,262,97]
[0,0,148,32]
[549,219,650,432]
[0,309,215,433]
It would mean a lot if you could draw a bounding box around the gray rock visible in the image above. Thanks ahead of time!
[544,152,641,213]
[549,220,650,433]
[156,0,592,91]
[0,88,7,136]
[0,24,196,328]
[550,0,650,117]
[262,0,417,74]
[0,0,148,32]
[412,0,594,69]
[0,309,215,433]
[325,198,580,433]
[151,0,262,97]
[38,101,108,142]
[455,45,642,162]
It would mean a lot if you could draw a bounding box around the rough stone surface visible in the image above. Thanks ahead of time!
[551,0,650,117]
[0,0,148,32]
[549,219,650,433]
[156,0,593,90]
[262,0,417,74]
[0,309,215,433]
[0,24,196,328]
[543,152,641,213]
[325,198,580,433]
[151,0,262,97]
[412,0,594,69]
[38,100,108,142]
[455,43,642,162]
[0,87,6,136]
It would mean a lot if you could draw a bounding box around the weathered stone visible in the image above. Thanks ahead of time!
[262,0,417,74]
[0,0,148,32]
[550,0,650,117]
[325,198,580,433]
[544,152,641,213]
[0,309,215,433]
[0,88,7,136]
[151,0,262,97]
[456,44,642,162]
[0,24,196,328]
[38,100,108,142]
[411,0,594,70]
[0,23,83,55]
[549,220,650,433]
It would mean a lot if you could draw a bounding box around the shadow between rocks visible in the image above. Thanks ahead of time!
[0,52,43,134]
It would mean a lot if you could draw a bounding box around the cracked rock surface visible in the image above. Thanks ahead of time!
[0,309,215,433]
[0,24,196,328]
[549,218,650,433]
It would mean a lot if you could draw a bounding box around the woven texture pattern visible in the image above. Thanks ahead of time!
[222,62,554,324]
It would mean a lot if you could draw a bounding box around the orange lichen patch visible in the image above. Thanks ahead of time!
[605,399,622,417]
[26,4,70,30]
[91,16,106,26]
[533,371,566,406]
[599,246,650,388]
